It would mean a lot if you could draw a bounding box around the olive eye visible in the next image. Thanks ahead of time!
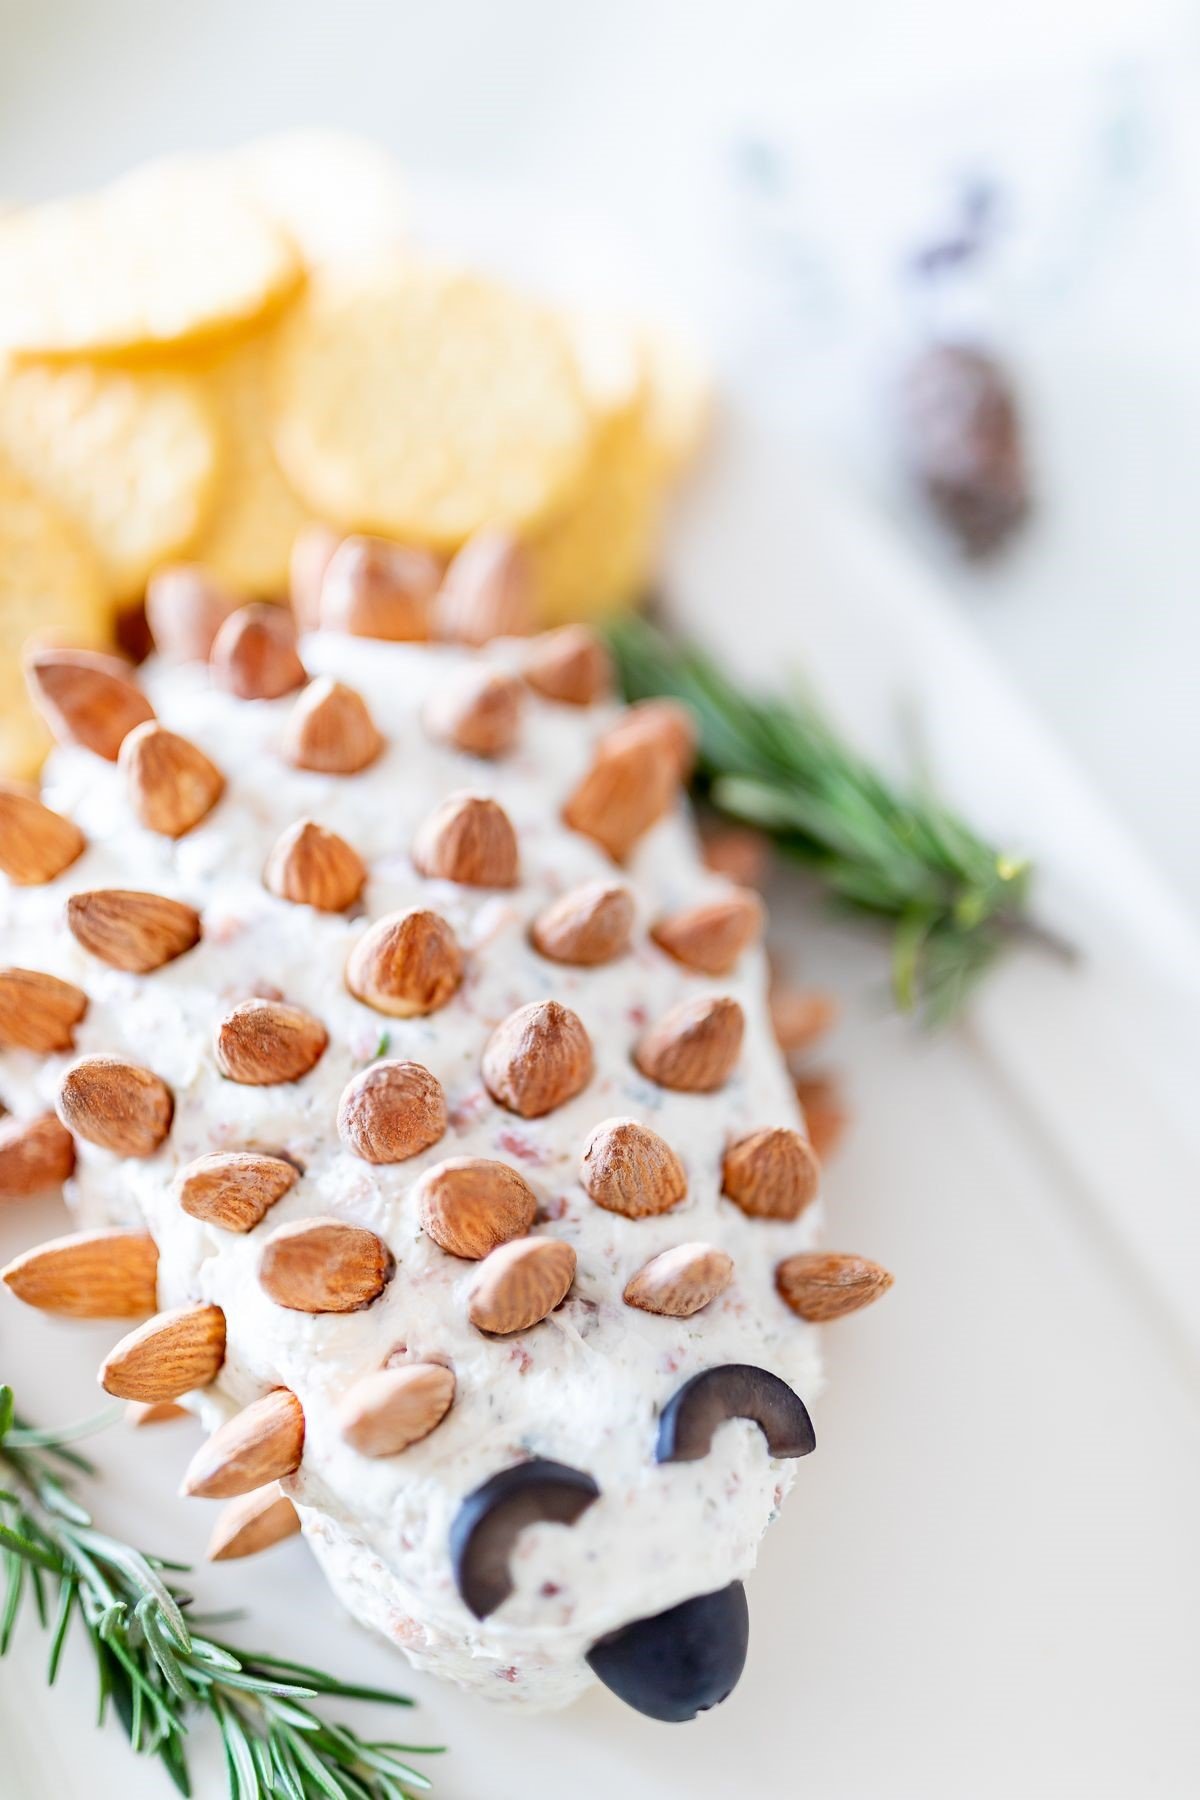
[450,1458,599,1619]
[587,1581,750,1720]
[655,1363,815,1464]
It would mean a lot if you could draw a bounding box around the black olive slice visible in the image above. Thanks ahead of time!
[450,1457,600,1620]
[587,1581,749,1721]
[655,1363,815,1464]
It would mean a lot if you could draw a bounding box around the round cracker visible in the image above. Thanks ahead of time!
[270,261,593,548]
[227,130,409,269]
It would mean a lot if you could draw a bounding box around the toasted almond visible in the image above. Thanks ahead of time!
[289,523,341,632]
[146,564,236,661]
[259,1216,394,1313]
[181,1389,304,1499]
[210,602,306,699]
[701,823,771,889]
[338,1363,456,1457]
[722,1125,820,1221]
[215,999,327,1085]
[771,988,840,1053]
[319,534,439,640]
[0,787,85,884]
[0,1112,76,1199]
[416,1157,537,1260]
[337,1060,447,1164]
[603,699,697,780]
[425,666,523,759]
[57,1053,174,1156]
[651,889,764,976]
[563,737,678,862]
[482,999,592,1118]
[175,1151,298,1233]
[100,1302,226,1402]
[0,968,87,1051]
[126,1398,189,1426]
[634,995,744,1092]
[624,1243,734,1317]
[24,647,155,761]
[580,1117,687,1218]
[523,625,612,705]
[265,818,366,912]
[207,1485,301,1561]
[434,529,533,646]
[412,791,518,888]
[120,722,224,838]
[1,1228,157,1317]
[530,880,634,966]
[776,1251,894,1322]
[281,676,383,774]
[345,908,462,1017]
[66,889,200,973]
[467,1236,576,1335]
[793,1072,850,1161]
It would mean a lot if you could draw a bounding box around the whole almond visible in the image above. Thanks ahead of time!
[435,529,533,646]
[345,908,462,1016]
[722,1125,820,1220]
[337,1060,447,1164]
[772,989,840,1053]
[482,999,592,1118]
[120,722,224,838]
[57,1054,174,1156]
[651,889,764,976]
[563,737,678,862]
[265,818,366,912]
[0,1113,76,1199]
[624,1243,734,1317]
[0,968,87,1051]
[259,1216,395,1313]
[530,880,634,966]
[793,1072,849,1161]
[175,1151,298,1233]
[320,535,440,640]
[211,603,306,699]
[215,999,327,1086]
[635,995,744,1092]
[425,666,523,759]
[467,1236,576,1334]
[181,1389,304,1499]
[207,1485,301,1562]
[24,647,155,760]
[776,1252,894,1322]
[524,625,612,705]
[66,889,200,973]
[580,1117,687,1218]
[146,564,236,661]
[1,1228,157,1317]
[338,1363,456,1457]
[100,1302,227,1402]
[282,676,383,774]
[701,824,770,889]
[416,1157,537,1260]
[602,699,697,780]
[126,1399,188,1426]
[289,522,341,631]
[412,791,518,888]
[0,787,85,884]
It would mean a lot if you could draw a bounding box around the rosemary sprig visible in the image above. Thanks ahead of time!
[0,1385,440,1799]
[608,616,1069,1024]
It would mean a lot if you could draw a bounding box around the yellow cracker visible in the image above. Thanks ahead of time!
[638,324,712,477]
[227,130,409,269]
[270,260,593,549]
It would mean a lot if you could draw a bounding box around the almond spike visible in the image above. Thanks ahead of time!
[338,1363,456,1457]
[264,818,366,912]
[259,1216,394,1313]
[602,699,697,780]
[207,1485,301,1561]
[66,889,200,973]
[651,889,765,976]
[412,791,518,888]
[345,908,462,1017]
[175,1151,298,1233]
[181,1389,304,1499]
[425,666,523,759]
[319,535,439,640]
[416,1157,537,1260]
[0,787,85,884]
[793,1072,849,1161]
[772,988,840,1053]
[210,603,306,700]
[634,995,744,1092]
[530,880,634,966]
[0,1112,75,1199]
[290,522,341,631]
[126,1399,189,1426]
[482,999,592,1118]
[337,1060,447,1164]
[701,824,770,888]
[24,647,155,760]
[776,1252,894,1322]
[624,1243,734,1317]
[146,564,235,661]
[281,676,383,774]
[215,999,327,1086]
[722,1125,820,1220]
[120,722,224,838]
[1,1228,157,1317]
[434,529,533,646]
[100,1302,226,1402]
[580,1118,687,1218]
[523,625,612,705]
[467,1236,576,1335]
[563,737,678,862]
[0,967,87,1051]
[57,1054,174,1156]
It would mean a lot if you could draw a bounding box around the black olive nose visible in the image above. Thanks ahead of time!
[586,1581,749,1721]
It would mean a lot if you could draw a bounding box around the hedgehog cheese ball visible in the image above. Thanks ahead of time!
[0,535,891,1718]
